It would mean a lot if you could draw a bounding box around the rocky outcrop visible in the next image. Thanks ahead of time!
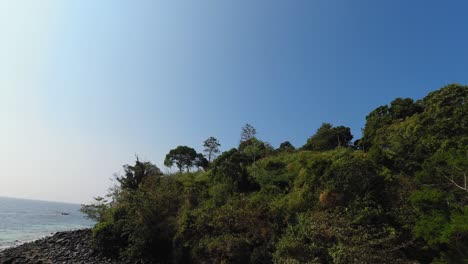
[0,229,134,264]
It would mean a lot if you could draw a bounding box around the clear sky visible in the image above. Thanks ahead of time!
[1,0,467,203]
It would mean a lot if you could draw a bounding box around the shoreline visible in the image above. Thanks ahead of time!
[0,229,132,264]
[0,234,49,252]
[0,229,68,252]
[0,226,94,252]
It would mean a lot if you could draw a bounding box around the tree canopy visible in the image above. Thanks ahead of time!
[116,158,162,190]
[277,141,295,152]
[303,123,353,151]
[164,146,198,172]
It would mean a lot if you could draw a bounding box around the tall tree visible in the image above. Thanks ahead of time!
[240,123,257,142]
[116,158,162,190]
[164,146,198,172]
[203,136,221,162]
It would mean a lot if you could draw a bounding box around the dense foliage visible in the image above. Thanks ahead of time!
[82,84,468,263]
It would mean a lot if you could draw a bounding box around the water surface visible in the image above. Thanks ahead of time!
[0,196,94,250]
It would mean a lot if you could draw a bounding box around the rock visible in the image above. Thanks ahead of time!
[0,229,128,264]
[4,257,16,264]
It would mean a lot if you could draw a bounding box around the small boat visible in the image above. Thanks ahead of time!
[61,212,70,215]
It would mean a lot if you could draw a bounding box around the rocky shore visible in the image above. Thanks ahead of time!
[0,229,134,264]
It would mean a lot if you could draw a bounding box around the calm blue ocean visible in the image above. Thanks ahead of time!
[0,196,94,250]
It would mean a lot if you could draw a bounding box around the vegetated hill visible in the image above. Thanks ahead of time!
[81,84,467,264]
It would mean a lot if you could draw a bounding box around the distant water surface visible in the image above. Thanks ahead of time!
[0,196,94,250]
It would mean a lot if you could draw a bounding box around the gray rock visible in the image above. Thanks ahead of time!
[0,229,130,264]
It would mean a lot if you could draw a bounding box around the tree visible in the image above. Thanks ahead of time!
[203,136,221,162]
[240,123,256,142]
[164,146,198,172]
[80,196,109,222]
[278,141,295,152]
[361,105,392,150]
[389,97,423,120]
[417,148,468,204]
[364,84,468,174]
[194,153,209,170]
[241,137,273,164]
[211,148,259,192]
[411,149,468,262]
[116,158,162,190]
[303,123,353,151]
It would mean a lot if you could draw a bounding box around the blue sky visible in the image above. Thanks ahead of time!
[1,0,467,203]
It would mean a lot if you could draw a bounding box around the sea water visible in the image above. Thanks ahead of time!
[0,196,94,250]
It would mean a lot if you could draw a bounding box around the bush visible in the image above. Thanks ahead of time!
[93,221,124,256]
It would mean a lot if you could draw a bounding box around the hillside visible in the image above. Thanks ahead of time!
[81,84,467,263]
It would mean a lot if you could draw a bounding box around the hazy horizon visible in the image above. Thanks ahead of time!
[1,0,468,203]
[0,195,83,205]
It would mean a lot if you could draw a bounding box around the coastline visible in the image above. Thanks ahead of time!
[0,233,51,252]
[0,224,95,252]
[0,229,132,264]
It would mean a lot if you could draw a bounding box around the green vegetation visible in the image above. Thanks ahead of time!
[303,123,353,151]
[82,84,468,263]
[203,136,221,162]
[164,146,208,172]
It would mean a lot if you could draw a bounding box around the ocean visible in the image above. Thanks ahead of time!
[0,196,94,250]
